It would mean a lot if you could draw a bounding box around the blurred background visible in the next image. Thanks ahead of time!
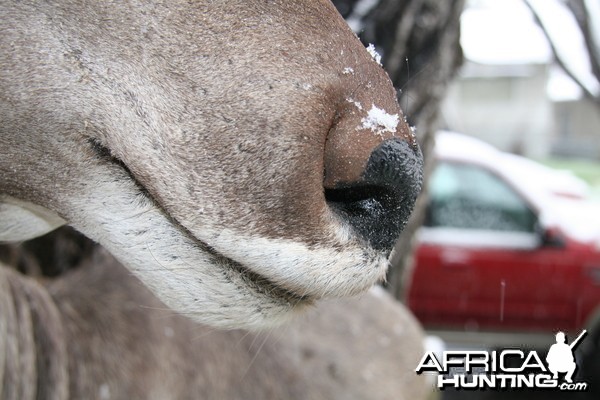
[334,0,600,399]
[443,0,600,191]
[1,1,598,399]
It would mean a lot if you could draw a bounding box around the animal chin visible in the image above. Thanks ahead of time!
[89,147,383,326]
[127,209,315,329]
[158,205,317,308]
[198,238,314,306]
[198,229,390,301]
[160,206,386,320]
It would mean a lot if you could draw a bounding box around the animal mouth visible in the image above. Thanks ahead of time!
[89,138,312,307]
[157,199,315,308]
[200,239,313,305]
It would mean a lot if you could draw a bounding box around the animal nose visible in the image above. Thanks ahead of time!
[324,129,423,252]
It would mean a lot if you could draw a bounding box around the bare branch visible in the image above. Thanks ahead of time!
[524,0,600,106]
[567,0,600,81]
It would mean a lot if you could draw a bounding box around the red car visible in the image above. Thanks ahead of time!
[406,132,600,380]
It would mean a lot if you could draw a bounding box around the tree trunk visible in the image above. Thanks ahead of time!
[333,0,466,300]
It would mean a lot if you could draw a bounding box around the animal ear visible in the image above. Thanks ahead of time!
[0,201,66,242]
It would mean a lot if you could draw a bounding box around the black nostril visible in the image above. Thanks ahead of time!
[325,138,423,251]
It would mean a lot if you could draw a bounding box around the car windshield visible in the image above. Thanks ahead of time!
[425,161,537,233]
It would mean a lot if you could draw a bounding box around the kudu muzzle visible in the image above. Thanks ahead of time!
[324,115,423,251]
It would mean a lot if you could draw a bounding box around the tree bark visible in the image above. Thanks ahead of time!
[333,0,466,300]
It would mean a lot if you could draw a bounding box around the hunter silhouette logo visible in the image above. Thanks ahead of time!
[546,330,587,383]
[416,329,589,391]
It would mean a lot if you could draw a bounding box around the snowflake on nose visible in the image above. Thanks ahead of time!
[359,105,399,135]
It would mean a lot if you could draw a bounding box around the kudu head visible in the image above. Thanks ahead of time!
[0,0,422,329]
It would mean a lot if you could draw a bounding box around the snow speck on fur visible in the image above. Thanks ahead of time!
[343,67,355,75]
[366,44,382,66]
[360,105,399,135]
[410,125,417,138]
[347,97,363,111]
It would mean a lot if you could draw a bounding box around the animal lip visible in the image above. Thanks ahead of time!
[225,259,313,305]
[91,141,312,306]
[170,214,313,305]
[173,216,312,305]
[89,140,344,305]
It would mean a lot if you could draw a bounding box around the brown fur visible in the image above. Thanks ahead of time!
[1,247,428,400]
[1,0,421,328]
[1,1,427,397]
